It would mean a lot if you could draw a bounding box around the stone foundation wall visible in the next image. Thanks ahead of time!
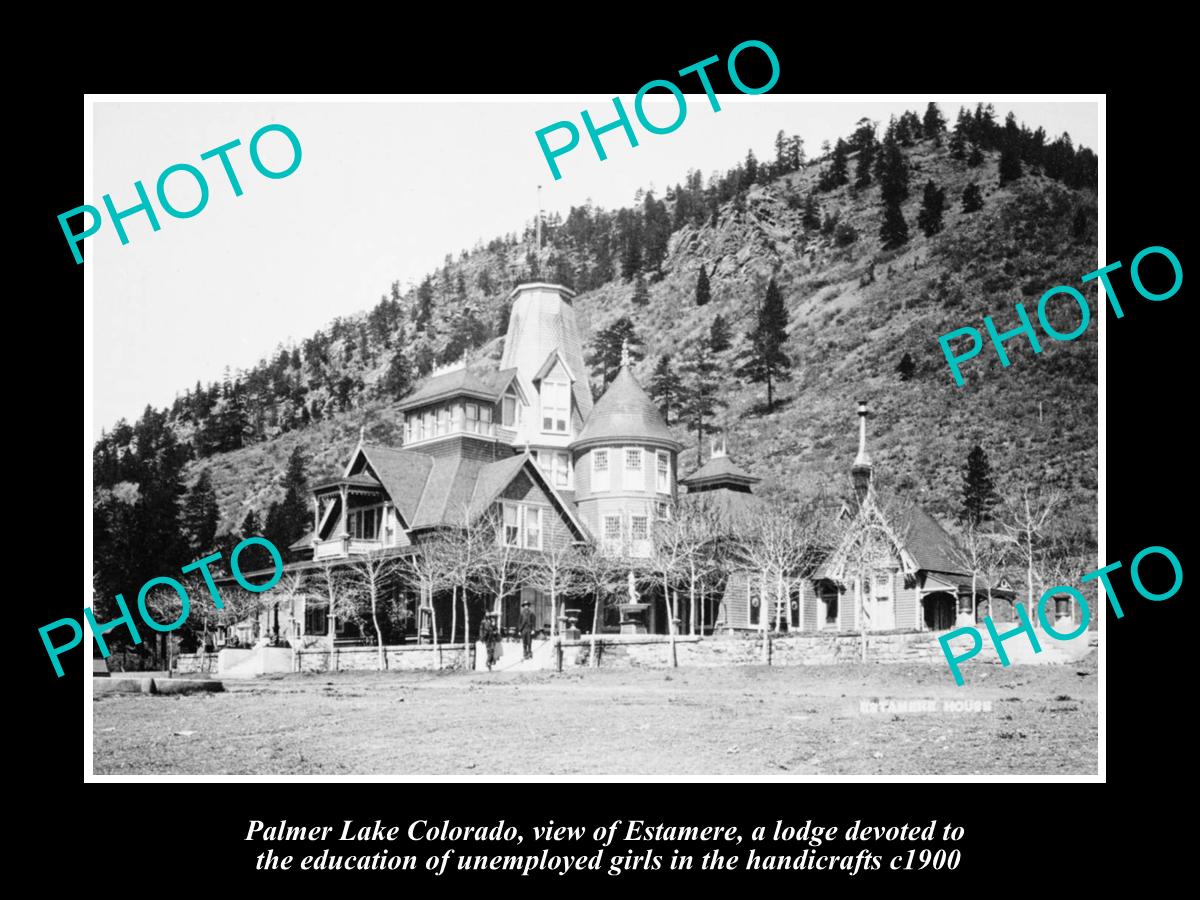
[296,644,471,672]
[566,631,952,669]
[175,653,220,674]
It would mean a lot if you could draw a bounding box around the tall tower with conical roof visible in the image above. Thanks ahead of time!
[571,351,683,556]
[500,282,594,494]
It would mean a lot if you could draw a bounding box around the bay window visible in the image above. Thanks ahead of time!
[656,451,670,493]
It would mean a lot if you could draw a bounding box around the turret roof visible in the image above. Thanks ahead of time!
[573,366,682,450]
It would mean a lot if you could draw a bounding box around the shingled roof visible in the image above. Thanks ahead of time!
[893,503,967,577]
[680,453,761,487]
[573,365,682,450]
[397,366,518,412]
[353,444,434,525]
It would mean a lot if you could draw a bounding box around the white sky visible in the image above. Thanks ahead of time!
[92,98,1097,435]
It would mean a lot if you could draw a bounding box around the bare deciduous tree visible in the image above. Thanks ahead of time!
[345,552,402,670]
[998,483,1061,624]
[574,540,624,668]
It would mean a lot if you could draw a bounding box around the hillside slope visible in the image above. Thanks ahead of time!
[133,131,1099,555]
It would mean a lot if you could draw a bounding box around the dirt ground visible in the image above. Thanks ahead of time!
[93,655,1098,776]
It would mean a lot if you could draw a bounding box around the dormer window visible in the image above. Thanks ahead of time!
[502,392,518,427]
[541,380,570,433]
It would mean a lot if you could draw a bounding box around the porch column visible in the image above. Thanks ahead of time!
[339,484,350,538]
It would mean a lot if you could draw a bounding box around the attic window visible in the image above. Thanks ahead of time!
[541,380,570,433]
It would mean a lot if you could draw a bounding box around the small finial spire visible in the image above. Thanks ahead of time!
[620,338,630,368]
[359,425,366,445]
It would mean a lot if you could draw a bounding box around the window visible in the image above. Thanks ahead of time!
[502,503,520,546]
[404,416,413,444]
[305,602,328,636]
[480,404,493,430]
[349,507,382,540]
[525,507,542,550]
[656,451,670,493]
[541,380,570,433]
[631,516,648,541]
[654,501,670,520]
[603,515,622,541]
[436,406,449,436]
[824,590,839,625]
[592,449,609,491]
[465,403,479,434]
[625,448,643,479]
[551,451,570,489]
[502,394,517,427]
[416,413,426,441]
[422,410,433,440]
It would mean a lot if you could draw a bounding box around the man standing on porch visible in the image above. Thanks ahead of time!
[519,600,536,660]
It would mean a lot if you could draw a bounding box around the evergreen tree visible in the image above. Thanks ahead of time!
[875,123,909,204]
[641,192,672,273]
[897,352,916,382]
[855,128,877,189]
[695,263,711,306]
[774,130,789,173]
[880,199,909,249]
[591,317,643,386]
[788,135,804,171]
[744,148,758,184]
[916,180,946,237]
[1072,206,1089,240]
[961,183,984,213]
[736,277,792,412]
[998,144,1023,185]
[709,314,732,353]
[678,342,723,455]
[182,469,219,554]
[819,139,850,191]
[967,143,984,167]
[961,444,999,526]
[632,273,649,306]
[648,354,682,425]
[381,345,412,399]
[922,102,946,142]
[950,108,969,160]
[802,193,821,231]
[413,276,435,331]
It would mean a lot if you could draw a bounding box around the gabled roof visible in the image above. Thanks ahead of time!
[350,444,434,526]
[532,349,576,385]
[408,452,587,538]
[573,365,682,451]
[893,503,967,577]
[680,453,761,488]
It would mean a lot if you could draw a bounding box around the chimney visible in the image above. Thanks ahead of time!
[851,400,873,504]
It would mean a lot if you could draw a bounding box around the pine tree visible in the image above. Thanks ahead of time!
[950,108,969,160]
[648,354,682,425]
[961,183,984,213]
[967,143,984,167]
[916,180,946,237]
[678,342,723,455]
[774,130,789,173]
[788,135,804,171]
[744,148,758,184]
[709,314,732,353]
[855,129,877,189]
[961,444,999,527]
[880,198,909,249]
[819,139,850,191]
[736,277,792,412]
[632,273,649,306]
[240,508,263,538]
[923,103,946,142]
[897,352,916,382]
[1071,206,1089,240]
[695,263,711,306]
[802,193,821,231]
[591,317,642,386]
[876,123,909,204]
[381,346,412,399]
[413,276,435,331]
[182,469,219,554]
[998,144,1023,185]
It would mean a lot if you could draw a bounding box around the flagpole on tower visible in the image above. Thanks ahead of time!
[536,185,542,250]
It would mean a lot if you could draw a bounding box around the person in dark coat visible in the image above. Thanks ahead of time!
[480,612,501,671]
[518,600,536,659]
